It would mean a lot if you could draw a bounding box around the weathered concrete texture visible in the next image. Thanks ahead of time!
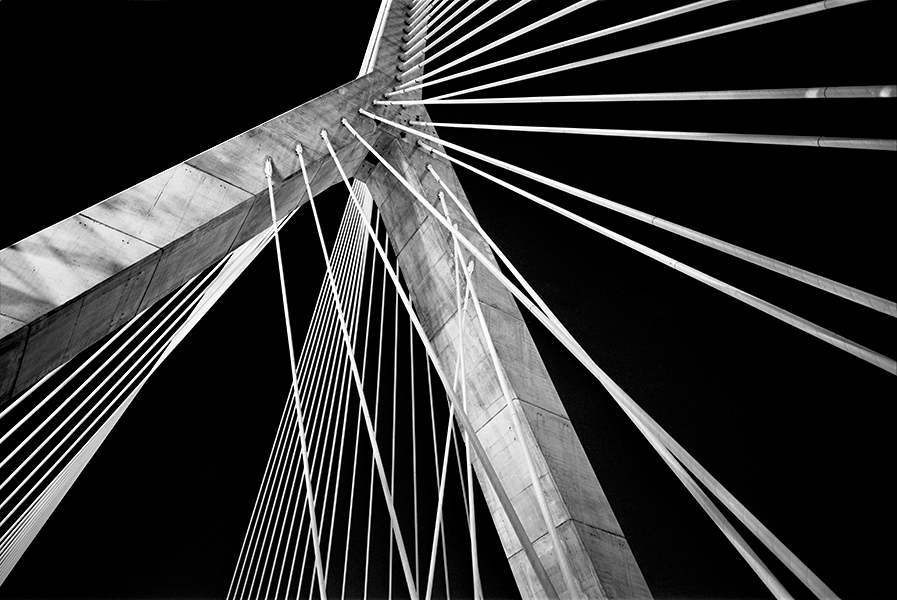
[0,315,28,400]
[357,126,651,598]
[0,69,392,406]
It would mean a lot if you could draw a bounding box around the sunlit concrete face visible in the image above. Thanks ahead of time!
[0,71,390,406]
[0,1,652,597]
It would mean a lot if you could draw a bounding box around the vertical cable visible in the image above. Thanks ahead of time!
[264,158,328,600]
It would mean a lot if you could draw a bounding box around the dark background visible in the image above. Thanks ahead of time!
[0,1,893,599]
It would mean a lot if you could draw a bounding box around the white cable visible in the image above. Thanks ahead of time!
[392,0,730,95]
[234,207,356,600]
[363,230,390,600]
[231,200,359,599]
[388,251,399,600]
[337,119,560,599]
[403,0,604,87]
[348,118,823,600]
[304,135,419,600]
[418,139,895,375]
[401,0,500,74]
[340,214,382,600]
[263,158,328,600]
[283,199,367,599]
[402,0,531,80]
[279,201,364,600]
[407,0,869,99]
[362,110,896,374]
[423,359,451,600]
[378,85,897,105]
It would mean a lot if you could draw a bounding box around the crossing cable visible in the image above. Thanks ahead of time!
[264,209,365,600]
[244,199,361,600]
[409,303,420,589]
[401,0,501,75]
[362,111,897,370]
[303,134,420,600]
[457,258,581,594]
[322,182,373,586]
[281,205,366,600]
[231,206,358,600]
[300,149,402,600]
[400,0,605,89]
[340,212,382,600]
[344,119,802,600]
[388,257,399,600]
[424,384,460,600]
[423,359,450,600]
[433,148,897,367]
[427,166,558,330]
[352,123,838,599]
[363,228,390,600]
[425,259,478,600]
[263,158,328,600]
[416,139,897,375]
[378,85,897,105]
[337,119,561,600]
[403,0,465,57]
[398,0,871,100]
[392,0,731,95]
[240,179,353,600]
[419,120,896,151]
[402,0,532,80]
[289,202,368,599]
[437,185,573,594]
[370,112,897,316]
[441,194,482,599]
[229,200,359,600]
[303,195,368,590]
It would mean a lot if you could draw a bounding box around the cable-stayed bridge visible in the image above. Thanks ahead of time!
[0,1,892,598]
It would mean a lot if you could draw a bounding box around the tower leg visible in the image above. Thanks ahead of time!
[355,126,652,599]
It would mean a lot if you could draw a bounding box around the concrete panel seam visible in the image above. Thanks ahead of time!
[474,397,512,434]
[184,161,256,196]
[77,213,163,250]
[130,251,163,327]
[504,515,626,565]
[0,313,28,326]
[478,295,527,326]
[59,292,89,362]
[1,325,29,404]
[225,192,258,255]
[516,395,571,424]
[569,517,629,542]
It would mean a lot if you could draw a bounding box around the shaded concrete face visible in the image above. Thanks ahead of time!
[356,124,650,597]
[0,1,651,597]
[0,70,391,404]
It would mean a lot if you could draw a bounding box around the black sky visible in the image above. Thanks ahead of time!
[0,1,893,599]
